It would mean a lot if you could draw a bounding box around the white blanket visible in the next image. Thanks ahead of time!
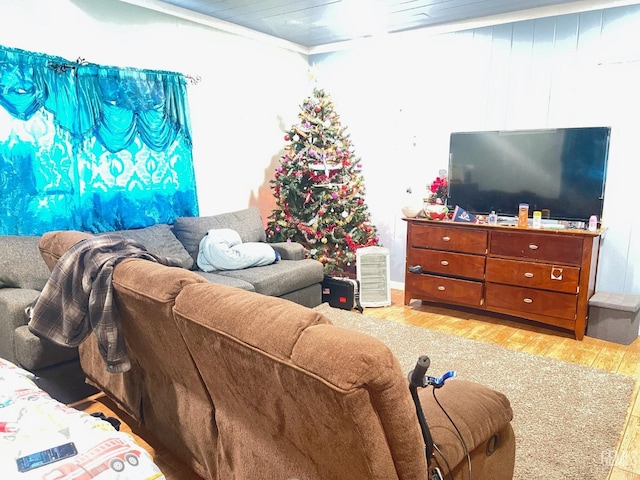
[197,228,279,272]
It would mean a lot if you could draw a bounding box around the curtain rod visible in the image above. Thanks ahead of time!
[46,57,201,85]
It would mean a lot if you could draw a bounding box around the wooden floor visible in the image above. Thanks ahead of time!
[69,289,640,480]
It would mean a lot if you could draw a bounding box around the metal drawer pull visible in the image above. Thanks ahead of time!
[437,286,446,291]
[440,260,449,266]
[524,272,534,278]
[523,298,533,304]
[528,244,539,250]
[442,236,451,242]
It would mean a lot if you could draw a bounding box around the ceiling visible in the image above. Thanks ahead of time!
[127,0,636,51]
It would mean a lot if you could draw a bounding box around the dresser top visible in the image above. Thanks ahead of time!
[403,217,604,238]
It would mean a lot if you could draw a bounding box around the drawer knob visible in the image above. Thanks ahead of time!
[442,236,451,242]
[528,244,539,250]
[524,272,534,278]
[437,286,446,291]
[523,298,533,304]
[440,260,449,266]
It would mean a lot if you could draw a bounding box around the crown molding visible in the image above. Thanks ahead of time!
[115,0,310,55]
[309,0,640,55]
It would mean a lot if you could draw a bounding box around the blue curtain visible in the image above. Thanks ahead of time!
[0,45,198,235]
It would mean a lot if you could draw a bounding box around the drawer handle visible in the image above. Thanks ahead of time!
[523,298,533,304]
[437,286,446,291]
[528,244,539,250]
[440,260,449,266]
[524,272,534,278]
[442,236,451,242]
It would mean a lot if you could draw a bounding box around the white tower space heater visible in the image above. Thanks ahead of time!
[356,246,391,307]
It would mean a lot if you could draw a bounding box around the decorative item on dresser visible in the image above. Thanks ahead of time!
[422,201,448,221]
[404,219,602,340]
[401,187,423,218]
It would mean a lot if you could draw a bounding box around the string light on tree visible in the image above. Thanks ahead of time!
[266,87,380,276]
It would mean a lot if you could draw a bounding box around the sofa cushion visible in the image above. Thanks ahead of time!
[192,272,256,291]
[214,259,323,297]
[108,224,193,270]
[0,236,51,290]
[173,207,266,268]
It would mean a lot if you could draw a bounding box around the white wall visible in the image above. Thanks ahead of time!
[1,0,638,302]
[310,5,640,299]
[0,0,310,220]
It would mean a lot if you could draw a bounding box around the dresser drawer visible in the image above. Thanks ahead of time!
[409,247,485,280]
[410,224,487,254]
[406,273,483,307]
[485,258,579,294]
[485,282,577,320]
[490,231,583,265]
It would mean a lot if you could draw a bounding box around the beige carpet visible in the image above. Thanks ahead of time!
[314,303,636,480]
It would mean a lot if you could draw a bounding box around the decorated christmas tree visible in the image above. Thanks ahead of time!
[266,87,379,276]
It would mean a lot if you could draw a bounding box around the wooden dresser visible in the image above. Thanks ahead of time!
[404,219,602,339]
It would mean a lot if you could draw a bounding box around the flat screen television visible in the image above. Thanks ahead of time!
[447,127,610,222]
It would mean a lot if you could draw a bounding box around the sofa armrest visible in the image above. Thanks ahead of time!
[418,378,514,473]
[14,325,79,371]
[0,288,41,363]
[269,241,305,261]
[0,288,80,371]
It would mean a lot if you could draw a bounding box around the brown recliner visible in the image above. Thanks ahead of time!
[174,282,515,479]
[38,230,515,480]
[38,230,218,478]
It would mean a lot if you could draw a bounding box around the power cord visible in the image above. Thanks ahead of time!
[408,355,473,480]
[432,443,453,480]
[432,388,472,480]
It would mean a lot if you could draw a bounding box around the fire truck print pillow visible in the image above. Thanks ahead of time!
[0,358,166,479]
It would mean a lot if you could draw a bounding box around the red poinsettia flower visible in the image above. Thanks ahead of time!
[428,175,448,203]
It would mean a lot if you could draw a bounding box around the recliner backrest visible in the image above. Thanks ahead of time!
[38,230,218,479]
[173,282,427,480]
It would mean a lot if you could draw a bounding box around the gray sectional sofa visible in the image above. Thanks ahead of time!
[170,207,323,306]
[0,207,323,402]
